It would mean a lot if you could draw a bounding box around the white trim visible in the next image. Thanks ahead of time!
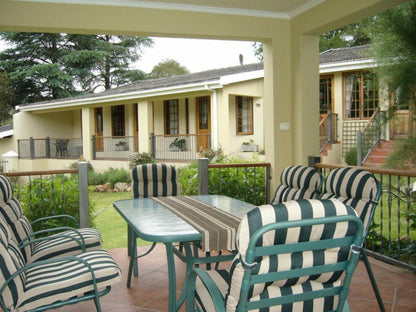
[288,0,326,18]
[18,80,223,112]
[320,59,377,74]
[220,70,264,85]
[13,0,290,19]
[0,130,13,139]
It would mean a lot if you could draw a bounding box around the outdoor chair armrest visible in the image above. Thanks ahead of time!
[186,268,226,312]
[31,214,80,228]
[19,227,86,252]
[0,255,99,312]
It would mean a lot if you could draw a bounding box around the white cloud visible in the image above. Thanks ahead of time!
[135,37,259,73]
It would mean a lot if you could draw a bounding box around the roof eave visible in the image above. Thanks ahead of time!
[18,80,223,112]
[320,59,377,74]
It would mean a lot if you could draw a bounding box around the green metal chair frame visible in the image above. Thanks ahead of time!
[320,167,385,312]
[186,200,364,312]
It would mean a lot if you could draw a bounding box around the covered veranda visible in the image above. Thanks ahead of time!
[55,244,416,311]
[0,0,408,191]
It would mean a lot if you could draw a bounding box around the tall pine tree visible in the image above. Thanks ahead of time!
[0,32,153,105]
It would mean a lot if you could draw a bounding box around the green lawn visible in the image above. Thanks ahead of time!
[91,192,154,249]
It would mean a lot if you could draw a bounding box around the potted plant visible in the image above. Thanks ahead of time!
[115,141,129,151]
[169,137,187,151]
[241,139,258,152]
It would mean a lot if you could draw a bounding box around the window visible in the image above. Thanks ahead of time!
[236,96,253,135]
[111,105,125,136]
[164,99,179,135]
[319,75,333,115]
[344,72,379,119]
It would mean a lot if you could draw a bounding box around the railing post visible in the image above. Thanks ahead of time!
[91,135,96,160]
[328,109,333,143]
[78,161,89,228]
[198,158,209,195]
[357,131,362,167]
[265,165,271,204]
[29,137,35,159]
[376,108,381,143]
[46,137,51,158]
[150,133,155,158]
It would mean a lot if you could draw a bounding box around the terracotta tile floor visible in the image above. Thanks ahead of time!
[54,245,416,312]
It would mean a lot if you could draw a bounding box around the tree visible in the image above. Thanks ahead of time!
[0,32,153,105]
[0,71,14,125]
[149,59,189,79]
[369,1,416,168]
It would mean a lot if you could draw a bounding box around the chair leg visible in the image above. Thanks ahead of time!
[361,250,386,312]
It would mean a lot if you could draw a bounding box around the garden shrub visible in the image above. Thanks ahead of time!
[345,147,358,166]
[88,167,130,187]
[129,152,155,168]
[178,156,267,205]
[17,174,95,231]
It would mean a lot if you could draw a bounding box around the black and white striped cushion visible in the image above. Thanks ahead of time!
[225,198,357,311]
[320,167,380,232]
[271,166,323,204]
[16,250,121,311]
[131,163,180,198]
[0,175,102,263]
[0,217,121,312]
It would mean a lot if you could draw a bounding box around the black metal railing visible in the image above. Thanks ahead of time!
[151,134,211,161]
[18,137,83,159]
[1,163,90,227]
[357,108,385,166]
[320,110,338,152]
[197,158,271,205]
[92,135,138,160]
[316,163,416,272]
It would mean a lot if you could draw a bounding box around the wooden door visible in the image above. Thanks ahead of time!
[196,96,211,152]
[95,107,104,152]
[391,110,413,139]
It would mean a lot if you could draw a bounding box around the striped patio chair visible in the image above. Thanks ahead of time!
[320,167,385,311]
[0,218,121,312]
[0,175,102,264]
[129,163,181,275]
[131,163,180,198]
[271,165,323,204]
[186,198,364,312]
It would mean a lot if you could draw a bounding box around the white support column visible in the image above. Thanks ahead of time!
[138,100,153,153]
[211,90,218,150]
[81,107,94,161]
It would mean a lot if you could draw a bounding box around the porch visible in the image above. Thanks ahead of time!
[16,133,212,161]
[55,244,416,312]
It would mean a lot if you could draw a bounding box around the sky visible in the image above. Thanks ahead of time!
[0,37,260,73]
[135,37,260,73]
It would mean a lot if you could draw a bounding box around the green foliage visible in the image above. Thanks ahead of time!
[0,32,153,104]
[370,1,416,107]
[344,147,358,166]
[149,59,189,79]
[17,175,95,231]
[198,147,226,162]
[385,137,416,169]
[129,152,155,168]
[178,156,268,205]
[0,71,14,125]
[88,167,130,187]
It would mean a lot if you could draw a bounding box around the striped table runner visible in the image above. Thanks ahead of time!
[152,196,241,251]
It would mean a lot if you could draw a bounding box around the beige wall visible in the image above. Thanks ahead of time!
[0,0,404,188]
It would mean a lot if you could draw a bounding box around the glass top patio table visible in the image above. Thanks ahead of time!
[113,195,256,312]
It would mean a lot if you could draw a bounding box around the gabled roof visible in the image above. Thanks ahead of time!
[320,45,371,65]
[18,63,264,111]
[319,45,375,73]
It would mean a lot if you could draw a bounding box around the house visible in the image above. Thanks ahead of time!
[0,45,413,172]
[319,45,415,167]
[0,0,407,189]
[0,64,265,172]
